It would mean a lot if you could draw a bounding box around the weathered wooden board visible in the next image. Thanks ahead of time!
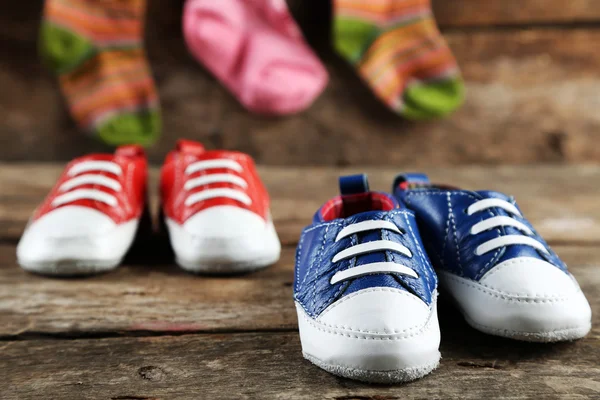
[2,164,600,244]
[432,0,600,27]
[291,0,600,28]
[1,242,598,338]
[1,163,599,399]
[0,244,297,337]
[1,329,599,400]
[2,0,600,165]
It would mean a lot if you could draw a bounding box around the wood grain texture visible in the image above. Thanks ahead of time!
[431,0,600,27]
[1,326,599,399]
[2,164,599,244]
[1,1,600,164]
[0,244,297,337]
[1,163,599,399]
[1,239,598,339]
[1,164,599,338]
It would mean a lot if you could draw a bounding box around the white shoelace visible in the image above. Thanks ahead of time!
[184,159,251,206]
[467,198,548,256]
[51,161,123,207]
[330,220,417,285]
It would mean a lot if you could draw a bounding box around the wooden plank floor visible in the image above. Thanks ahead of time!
[1,164,599,399]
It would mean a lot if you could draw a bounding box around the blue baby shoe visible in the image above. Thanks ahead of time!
[294,174,440,383]
[393,173,592,342]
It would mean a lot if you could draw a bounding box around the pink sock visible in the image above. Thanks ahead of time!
[183,0,328,115]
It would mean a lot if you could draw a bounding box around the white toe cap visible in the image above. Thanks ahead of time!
[440,257,592,341]
[23,206,117,239]
[480,257,582,297]
[17,206,137,265]
[166,206,281,270]
[318,288,430,334]
[296,289,441,376]
[182,205,267,239]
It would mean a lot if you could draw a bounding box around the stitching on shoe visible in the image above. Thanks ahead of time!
[403,190,511,279]
[301,221,344,234]
[442,201,450,270]
[299,294,438,340]
[441,273,578,302]
[477,258,577,297]
[482,257,545,280]
[298,210,425,317]
[447,193,462,273]
[385,209,415,218]
[294,230,306,293]
[297,222,344,296]
[401,212,433,289]
[316,290,429,334]
[321,287,425,313]
[465,315,591,336]
[474,206,510,280]
[321,233,355,315]
[310,225,331,310]
[405,191,479,200]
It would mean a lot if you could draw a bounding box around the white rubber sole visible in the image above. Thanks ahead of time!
[463,314,592,343]
[439,270,592,342]
[18,259,122,276]
[166,217,281,274]
[302,352,439,384]
[176,252,281,274]
[295,295,441,383]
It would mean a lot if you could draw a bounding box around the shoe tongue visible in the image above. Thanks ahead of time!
[176,139,205,155]
[348,210,391,222]
[475,190,511,201]
[316,175,399,223]
[393,173,432,191]
[338,174,398,216]
[75,153,115,163]
[115,145,145,158]
[339,174,370,196]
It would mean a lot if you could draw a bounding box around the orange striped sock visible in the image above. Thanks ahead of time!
[40,0,161,145]
[334,0,465,119]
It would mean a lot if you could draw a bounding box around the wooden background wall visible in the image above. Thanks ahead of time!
[1,0,600,165]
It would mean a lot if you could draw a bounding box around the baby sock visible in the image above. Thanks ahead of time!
[333,0,465,119]
[40,0,161,146]
[183,0,328,115]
